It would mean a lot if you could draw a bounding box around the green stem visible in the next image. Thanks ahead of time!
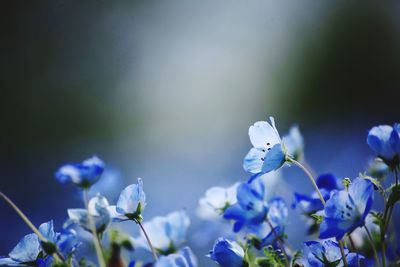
[82,190,106,267]
[338,240,348,267]
[0,191,64,263]
[137,220,158,261]
[289,158,325,205]
[364,226,381,267]
[265,219,289,267]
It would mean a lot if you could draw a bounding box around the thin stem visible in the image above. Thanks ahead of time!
[338,240,348,267]
[289,158,325,205]
[0,191,63,263]
[364,226,381,267]
[395,166,398,187]
[381,242,386,267]
[265,219,289,267]
[82,190,106,267]
[137,220,158,261]
[347,234,356,252]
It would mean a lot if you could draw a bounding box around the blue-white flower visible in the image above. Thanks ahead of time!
[282,125,304,161]
[304,240,364,267]
[243,117,286,174]
[68,194,111,233]
[0,233,41,266]
[319,178,374,240]
[197,182,239,219]
[155,247,198,267]
[294,174,343,214]
[208,238,245,267]
[55,156,105,188]
[223,179,269,232]
[0,221,75,266]
[368,158,389,180]
[108,178,146,222]
[367,124,400,164]
[260,197,288,247]
[136,210,190,253]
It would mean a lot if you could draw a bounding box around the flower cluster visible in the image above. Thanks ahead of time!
[1,118,399,267]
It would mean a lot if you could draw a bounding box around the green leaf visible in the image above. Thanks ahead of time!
[387,184,400,207]
[310,214,323,224]
[291,250,303,266]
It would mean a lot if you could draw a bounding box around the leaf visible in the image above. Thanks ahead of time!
[310,214,323,224]
[387,184,400,207]
[291,250,303,266]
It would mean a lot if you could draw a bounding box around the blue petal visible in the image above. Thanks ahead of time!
[116,178,146,214]
[180,247,198,267]
[367,125,397,160]
[208,238,244,267]
[348,178,374,218]
[39,221,57,244]
[293,193,323,213]
[236,181,264,211]
[261,144,285,173]
[8,233,41,263]
[0,257,23,266]
[319,217,350,240]
[316,174,342,191]
[248,120,281,149]
[243,148,264,174]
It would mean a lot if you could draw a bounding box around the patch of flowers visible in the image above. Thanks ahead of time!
[1,118,400,266]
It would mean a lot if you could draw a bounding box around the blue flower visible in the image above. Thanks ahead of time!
[108,178,146,222]
[223,179,268,232]
[0,233,41,266]
[304,240,364,267]
[55,156,105,188]
[294,174,343,214]
[261,197,288,247]
[282,125,304,161]
[0,221,65,266]
[68,194,111,233]
[319,178,374,240]
[155,247,198,267]
[243,117,286,174]
[367,124,400,164]
[197,182,239,219]
[368,158,389,180]
[208,238,245,267]
[135,210,190,253]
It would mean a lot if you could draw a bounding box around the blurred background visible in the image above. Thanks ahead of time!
[1,0,400,264]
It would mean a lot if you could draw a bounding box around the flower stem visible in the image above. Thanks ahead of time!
[364,226,381,267]
[338,240,348,267]
[288,158,325,205]
[137,220,158,261]
[265,219,289,267]
[0,191,64,262]
[82,190,106,267]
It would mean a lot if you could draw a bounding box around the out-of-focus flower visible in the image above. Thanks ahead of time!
[108,178,146,222]
[0,233,41,266]
[293,174,343,214]
[367,158,390,180]
[223,179,268,232]
[208,238,245,267]
[155,247,197,267]
[367,124,400,165]
[304,240,364,267]
[136,210,190,254]
[55,156,105,188]
[197,182,239,219]
[68,194,111,233]
[0,221,77,266]
[282,125,304,161]
[319,178,374,240]
[260,197,288,247]
[243,117,286,174]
